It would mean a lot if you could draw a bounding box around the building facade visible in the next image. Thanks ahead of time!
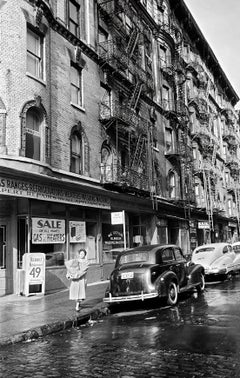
[0,0,239,296]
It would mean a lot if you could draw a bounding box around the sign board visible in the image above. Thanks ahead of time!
[23,253,45,296]
[102,224,124,245]
[111,211,124,225]
[32,218,65,244]
[198,221,210,229]
[69,221,86,243]
[0,176,110,209]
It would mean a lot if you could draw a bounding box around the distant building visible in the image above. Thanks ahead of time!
[0,0,239,295]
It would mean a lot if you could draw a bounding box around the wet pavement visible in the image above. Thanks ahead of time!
[0,281,109,345]
[1,277,240,377]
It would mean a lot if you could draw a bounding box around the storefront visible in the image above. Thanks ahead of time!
[0,171,160,296]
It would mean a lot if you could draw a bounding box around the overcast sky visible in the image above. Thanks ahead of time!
[183,0,240,108]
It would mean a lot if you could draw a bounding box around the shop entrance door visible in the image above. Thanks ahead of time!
[0,225,6,269]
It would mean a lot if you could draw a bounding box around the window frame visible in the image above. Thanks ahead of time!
[27,27,44,81]
[70,131,84,175]
[68,0,80,37]
[70,64,83,107]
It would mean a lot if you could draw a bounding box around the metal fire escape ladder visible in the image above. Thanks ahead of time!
[129,82,143,110]
[203,169,214,232]
[126,29,139,58]
[131,135,145,169]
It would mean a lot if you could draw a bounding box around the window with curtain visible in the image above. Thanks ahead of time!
[71,132,83,174]
[68,0,80,37]
[25,108,42,160]
[27,28,44,80]
[71,65,82,106]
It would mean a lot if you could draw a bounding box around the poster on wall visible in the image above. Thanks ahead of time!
[69,221,86,243]
[32,218,66,244]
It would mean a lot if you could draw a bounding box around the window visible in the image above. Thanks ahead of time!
[162,86,170,110]
[27,28,44,79]
[68,0,79,37]
[71,132,83,174]
[162,248,174,262]
[71,65,82,106]
[25,107,42,160]
[0,225,6,269]
[228,199,232,216]
[165,128,174,152]
[169,172,176,198]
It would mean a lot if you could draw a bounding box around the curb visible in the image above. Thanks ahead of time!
[0,303,109,347]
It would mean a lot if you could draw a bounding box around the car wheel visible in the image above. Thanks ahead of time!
[167,281,178,306]
[197,273,205,293]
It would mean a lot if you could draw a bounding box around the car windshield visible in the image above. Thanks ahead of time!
[195,247,215,254]
[118,252,149,265]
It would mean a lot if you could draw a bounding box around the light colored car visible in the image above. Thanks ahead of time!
[192,242,240,279]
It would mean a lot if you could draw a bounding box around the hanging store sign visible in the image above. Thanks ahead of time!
[69,221,86,243]
[111,211,124,225]
[0,177,110,209]
[102,224,124,245]
[32,218,66,244]
[198,221,210,229]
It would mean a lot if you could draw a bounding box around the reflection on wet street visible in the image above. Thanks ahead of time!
[1,277,240,377]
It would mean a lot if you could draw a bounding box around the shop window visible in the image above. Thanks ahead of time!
[25,107,42,160]
[71,64,83,107]
[17,218,28,268]
[68,0,80,37]
[70,131,83,174]
[27,27,44,80]
[0,225,6,269]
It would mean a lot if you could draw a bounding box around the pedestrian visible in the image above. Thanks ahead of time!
[65,249,89,311]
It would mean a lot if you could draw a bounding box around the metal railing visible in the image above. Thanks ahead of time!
[100,163,150,191]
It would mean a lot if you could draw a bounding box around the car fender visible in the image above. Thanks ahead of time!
[187,263,204,284]
[155,271,179,297]
[210,255,234,270]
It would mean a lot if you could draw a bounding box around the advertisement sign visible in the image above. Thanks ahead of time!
[111,211,124,225]
[102,224,124,245]
[69,221,86,243]
[198,221,210,229]
[23,253,46,296]
[32,218,65,244]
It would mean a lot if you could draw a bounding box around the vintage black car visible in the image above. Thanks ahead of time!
[104,244,205,306]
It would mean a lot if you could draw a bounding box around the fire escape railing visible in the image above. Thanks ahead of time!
[100,163,150,191]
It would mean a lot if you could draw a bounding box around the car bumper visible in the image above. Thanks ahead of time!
[205,268,227,275]
[104,292,158,303]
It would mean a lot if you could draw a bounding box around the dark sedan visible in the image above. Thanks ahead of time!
[104,244,205,306]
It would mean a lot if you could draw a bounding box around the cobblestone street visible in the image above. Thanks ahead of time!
[1,278,240,377]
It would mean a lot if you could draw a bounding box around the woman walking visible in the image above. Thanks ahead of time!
[65,249,89,311]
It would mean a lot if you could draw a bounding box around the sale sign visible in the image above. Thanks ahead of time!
[32,218,66,244]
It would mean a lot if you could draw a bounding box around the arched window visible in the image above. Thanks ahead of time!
[169,171,176,199]
[70,123,89,176]
[25,107,42,160]
[20,97,48,162]
[70,131,83,174]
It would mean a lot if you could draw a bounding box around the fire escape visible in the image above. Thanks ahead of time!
[97,0,155,198]
[158,21,195,221]
[188,60,221,236]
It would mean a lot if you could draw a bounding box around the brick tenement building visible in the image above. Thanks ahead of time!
[0,0,239,295]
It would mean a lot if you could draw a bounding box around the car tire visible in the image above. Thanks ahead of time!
[197,273,205,293]
[167,281,178,305]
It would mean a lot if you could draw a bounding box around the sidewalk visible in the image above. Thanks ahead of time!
[0,281,109,347]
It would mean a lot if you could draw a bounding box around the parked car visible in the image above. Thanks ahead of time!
[232,241,240,254]
[191,242,240,279]
[104,244,205,307]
